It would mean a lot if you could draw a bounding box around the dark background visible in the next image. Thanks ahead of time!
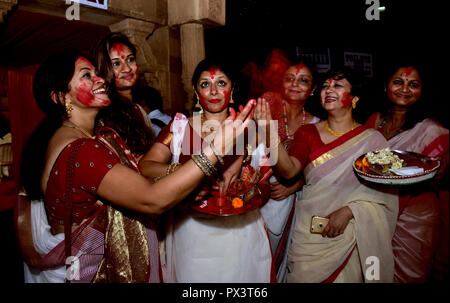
[205,0,446,126]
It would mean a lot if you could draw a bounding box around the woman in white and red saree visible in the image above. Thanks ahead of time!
[255,68,398,282]
[139,59,273,283]
[366,63,449,282]
[15,50,255,283]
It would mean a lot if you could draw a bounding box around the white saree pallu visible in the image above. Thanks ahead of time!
[287,128,399,283]
[23,199,66,283]
[163,114,272,283]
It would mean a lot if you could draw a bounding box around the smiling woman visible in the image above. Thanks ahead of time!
[255,67,399,282]
[91,32,156,159]
[365,61,449,283]
[15,50,256,283]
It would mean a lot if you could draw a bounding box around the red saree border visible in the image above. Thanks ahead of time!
[422,134,449,156]
[309,125,369,164]
[321,245,356,283]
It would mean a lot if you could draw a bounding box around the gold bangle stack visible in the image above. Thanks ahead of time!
[192,150,221,180]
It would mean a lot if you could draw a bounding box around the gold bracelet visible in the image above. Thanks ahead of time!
[166,163,181,175]
[198,151,221,180]
[192,154,211,177]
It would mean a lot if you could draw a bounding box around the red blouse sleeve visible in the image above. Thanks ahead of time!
[71,139,120,195]
[288,124,317,167]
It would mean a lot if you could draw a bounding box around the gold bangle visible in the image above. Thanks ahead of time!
[198,151,220,180]
[166,163,181,175]
[192,154,211,177]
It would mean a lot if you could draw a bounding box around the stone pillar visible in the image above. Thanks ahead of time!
[0,0,18,23]
[180,23,205,113]
[168,0,226,114]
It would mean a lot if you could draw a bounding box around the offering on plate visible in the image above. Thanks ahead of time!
[353,149,440,185]
[361,148,404,175]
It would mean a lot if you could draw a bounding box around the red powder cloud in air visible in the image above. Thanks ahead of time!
[242,49,291,98]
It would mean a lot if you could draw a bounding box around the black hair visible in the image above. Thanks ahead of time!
[91,32,155,156]
[20,49,82,199]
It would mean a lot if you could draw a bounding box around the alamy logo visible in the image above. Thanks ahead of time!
[365,256,380,281]
[365,0,381,21]
[65,0,80,21]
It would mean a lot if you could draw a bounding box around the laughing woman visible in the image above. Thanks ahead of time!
[16,50,254,283]
[256,68,398,282]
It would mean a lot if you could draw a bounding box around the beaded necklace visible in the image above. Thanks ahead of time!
[283,101,305,140]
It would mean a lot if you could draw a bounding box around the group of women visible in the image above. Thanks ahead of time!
[15,33,448,283]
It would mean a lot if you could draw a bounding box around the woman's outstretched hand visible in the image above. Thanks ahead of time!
[254,98,277,149]
[213,99,256,156]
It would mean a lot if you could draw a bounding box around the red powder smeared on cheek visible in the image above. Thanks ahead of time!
[199,94,209,109]
[221,89,231,110]
[341,92,353,107]
[76,83,95,106]
[413,90,422,99]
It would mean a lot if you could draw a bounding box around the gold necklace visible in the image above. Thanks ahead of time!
[325,120,357,137]
[63,121,94,139]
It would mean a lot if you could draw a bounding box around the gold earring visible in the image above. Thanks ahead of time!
[352,100,357,109]
[229,89,235,104]
[194,94,202,109]
[65,97,73,117]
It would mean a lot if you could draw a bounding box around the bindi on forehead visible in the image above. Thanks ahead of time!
[111,43,129,59]
[209,68,218,80]
[399,66,418,83]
